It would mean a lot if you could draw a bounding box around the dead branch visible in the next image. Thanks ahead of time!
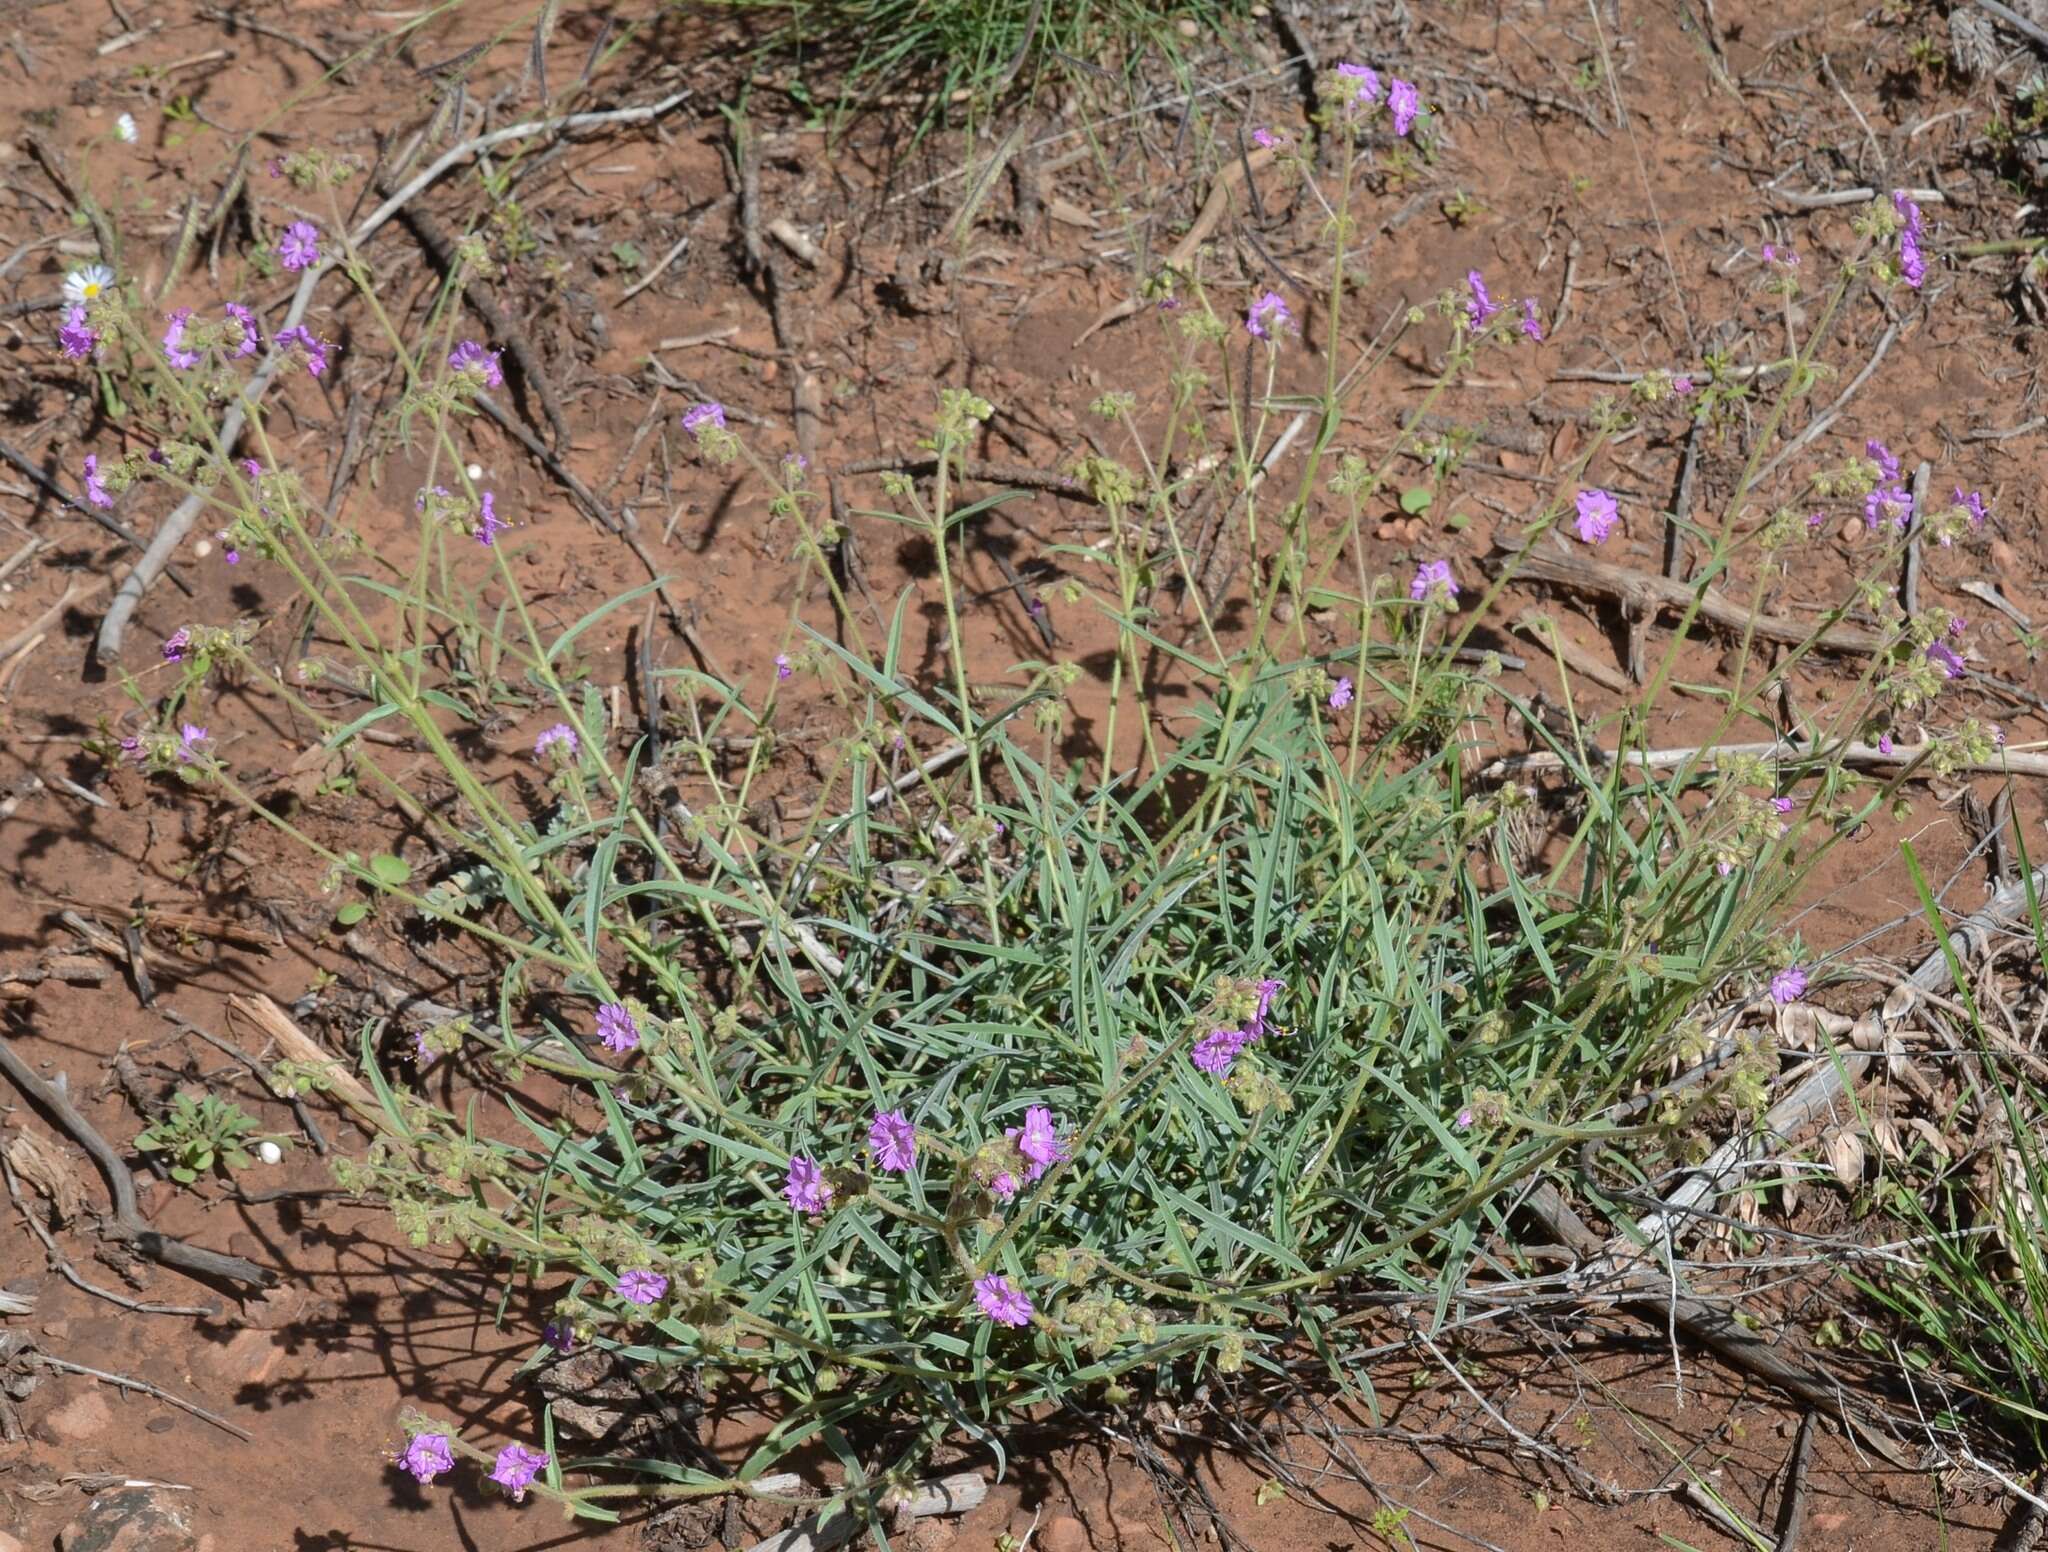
[1488,540,1890,654]
[0,1035,272,1287]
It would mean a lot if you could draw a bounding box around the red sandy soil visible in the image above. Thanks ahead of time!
[0,0,2044,1547]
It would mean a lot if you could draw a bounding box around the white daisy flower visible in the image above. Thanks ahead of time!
[63,264,114,304]
[114,113,138,144]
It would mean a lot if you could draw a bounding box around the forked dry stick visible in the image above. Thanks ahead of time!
[1490,540,1890,654]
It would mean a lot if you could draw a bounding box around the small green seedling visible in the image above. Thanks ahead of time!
[135,1092,284,1183]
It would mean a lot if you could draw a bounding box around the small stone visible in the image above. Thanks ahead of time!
[146,1416,174,1433]
[45,1387,114,1442]
[42,1319,69,1339]
[1041,1515,1088,1552]
[58,1488,195,1552]
[1176,16,1199,35]
[203,1328,282,1385]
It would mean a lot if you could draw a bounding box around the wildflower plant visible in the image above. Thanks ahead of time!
[67,97,2018,1519]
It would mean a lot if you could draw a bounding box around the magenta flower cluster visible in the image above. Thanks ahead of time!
[1862,439,1912,532]
[393,1431,551,1505]
[1466,271,1542,340]
[974,1273,1034,1327]
[533,722,579,760]
[1892,191,1925,290]
[595,1001,640,1053]
[1769,964,1808,1004]
[1190,979,1285,1078]
[58,305,98,361]
[991,1103,1068,1202]
[449,338,504,389]
[1337,64,1421,136]
[1245,290,1295,342]
[1409,558,1457,604]
[1573,489,1619,545]
[277,220,321,271]
[869,1108,917,1172]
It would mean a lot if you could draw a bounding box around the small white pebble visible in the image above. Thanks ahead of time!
[256,1140,283,1165]
[465,463,483,480]
[194,538,213,558]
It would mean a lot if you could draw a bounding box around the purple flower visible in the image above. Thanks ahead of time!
[775,653,792,680]
[176,723,209,762]
[541,1320,575,1352]
[990,1171,1022,1202]
[274,324,329,376]
[1805,509,1827,532]
[1863,482,1912,532]
[83,454,111,509]
[1673,376,1695,396]
[222,302,260,358]
[783,1154,832,1214]
[1387,78,1420,135]
[1925,639,1965,679]
[1893,191,1925,289]
[1878,732,1894,755]
[1948,615,1967,637]
[277,220,321,271]
[1993,723,2006,747]
[1573,488,1620,545]
[1465,270,1500,330]
[490,1443,549,1504]
[241,458,262,480]
[1336,62,1383,104]
[163,627,191,663]
[58,304,98,361]
[1410,558,1457,603]
[1866,439,1901,483]
[216,529,240,565]
[1245,290,1294,341]
[449,338,504,389]
[682,401,726,434]
[1247,977,1285,1038]
[1251,127,1282,149]
[1771,796,1794,814]
[1760,241,1798,268]
[616,1269,668,1306]
[1013,1105,1066,1172]
[1455,1107,1474,1130]
[476,491,510,546]
[1892,228,1925,288]
[1769,964,1808,1004]
[1192,1026,1251,1076]
[398,1432,454,1485]
[1954,486,1988,526]
[1328,676,1353,710]
[1520,298,1543,342]
[534,722,578,760]
[162,308,200,370]
[595,1001,640,1053]
[869,1109,917,1172]
[973,1273,1034,1328]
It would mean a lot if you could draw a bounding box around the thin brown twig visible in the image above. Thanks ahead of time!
[30,1352,250,1441]
[0,1155,216,1317]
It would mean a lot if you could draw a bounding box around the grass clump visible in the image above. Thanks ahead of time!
[704,0,1254,122]
[68,65,2010,1527]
